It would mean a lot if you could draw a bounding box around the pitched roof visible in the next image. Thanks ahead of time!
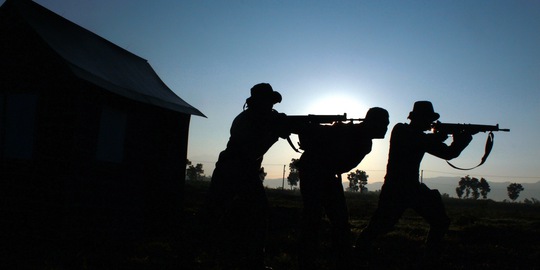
[2,0,205,117]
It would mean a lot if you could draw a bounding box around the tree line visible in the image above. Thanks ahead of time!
[186,159,530,202]
[455,175,526,202]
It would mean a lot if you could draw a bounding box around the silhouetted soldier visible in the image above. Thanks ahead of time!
[205,83,289,270]
[296,107,389,270]
[355,101,473,264]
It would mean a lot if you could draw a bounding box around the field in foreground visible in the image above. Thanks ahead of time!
[182,181,540,270]
[6,180,540,269]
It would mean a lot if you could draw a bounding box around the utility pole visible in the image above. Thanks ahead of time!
[282,164,285,189]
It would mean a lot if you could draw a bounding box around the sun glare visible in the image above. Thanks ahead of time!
[305,94,368,119]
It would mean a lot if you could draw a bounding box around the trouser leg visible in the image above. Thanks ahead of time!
[298,179,324,269]
[415,187,450,259]
[211,181,269,270]
[324,175,352,269]
[355,188,405,249]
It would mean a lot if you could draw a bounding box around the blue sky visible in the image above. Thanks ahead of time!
[8,0,540,185]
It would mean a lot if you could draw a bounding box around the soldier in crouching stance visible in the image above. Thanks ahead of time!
[296,107,390,269]
[355,101,473,263]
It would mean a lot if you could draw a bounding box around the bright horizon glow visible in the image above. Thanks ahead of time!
[305,93,368,118]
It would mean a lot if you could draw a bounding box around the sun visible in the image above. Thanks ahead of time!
[305,94,368,119]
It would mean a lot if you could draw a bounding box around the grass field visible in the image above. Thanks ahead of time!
[7,180,540,269]
[181,181,540,270]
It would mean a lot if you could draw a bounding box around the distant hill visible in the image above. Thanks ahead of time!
[264,177,540,202]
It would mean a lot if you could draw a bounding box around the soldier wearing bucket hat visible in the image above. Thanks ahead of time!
[355,101,473,265]
[206,83,288,270]
[245,83,282,107]
[408,100,440,121]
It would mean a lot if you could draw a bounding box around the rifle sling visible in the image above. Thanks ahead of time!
[287,136,302,153]
[446,131,494,170]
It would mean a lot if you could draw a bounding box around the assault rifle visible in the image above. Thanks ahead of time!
[286,113,361,129]
[430,121,510,170]
[431,121,510,134]
[284,113,363,152]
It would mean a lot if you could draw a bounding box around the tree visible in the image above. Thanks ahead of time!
[347,170,369,193]
[479,178,491,199]
[470,177,480,200]
[456,176,477,199]
[456,177,466,198]
[456,176,491,200]
[186,159,204,181]
[287,158,300,189]
[455,185,464,199]
[507,183,524,202]
[524,198,540,205]
[259,167,268,181]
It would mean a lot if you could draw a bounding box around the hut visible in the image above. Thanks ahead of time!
[0,0,205,240]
